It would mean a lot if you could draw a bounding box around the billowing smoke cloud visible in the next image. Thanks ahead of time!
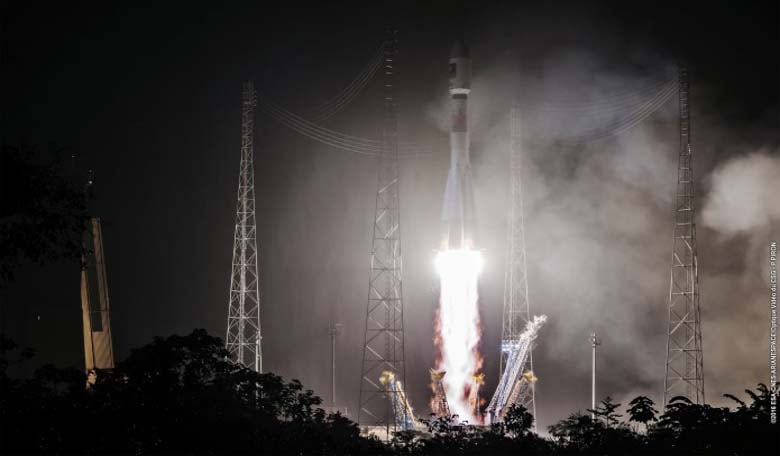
[254,33,776,432]
[420,38,775,430]
[702,151,780,235]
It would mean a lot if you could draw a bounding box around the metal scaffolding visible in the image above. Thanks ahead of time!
[488,316,546,423]
[226,82,263,373]
[499,106,537,425]
[358,29,407,436]
[430,370,451,418]
[663,65,704,405]
[379,371,416,431]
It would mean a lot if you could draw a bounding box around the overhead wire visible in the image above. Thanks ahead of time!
[307,47,385,122]
[530,77,675,114]
[258,96,433,157]
[257,40,677,153]
[520,68,676,109]
[258,91,433,156]
[552,80,677,144]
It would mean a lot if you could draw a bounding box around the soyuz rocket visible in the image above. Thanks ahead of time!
[441,38,475,250]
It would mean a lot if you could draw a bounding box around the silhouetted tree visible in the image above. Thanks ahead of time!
[390,429,427,455]
[0,329,387,455]
[549,411,605,451]
[649,387,779,455]
[503,403,534,437]
[3,333,778,455]
[589,396,622,427]
[627,395,657,430]
[550,402,641,455]
[0,144,89,285]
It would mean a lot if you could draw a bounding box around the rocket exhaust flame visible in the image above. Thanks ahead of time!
[431,38,484,423]
[434,249,484,423]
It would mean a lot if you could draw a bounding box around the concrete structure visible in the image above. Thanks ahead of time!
[81,217,115,378]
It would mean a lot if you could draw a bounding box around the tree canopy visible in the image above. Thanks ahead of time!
[1,329,776,455]
[0,144,89,285]
[0,330,387,455]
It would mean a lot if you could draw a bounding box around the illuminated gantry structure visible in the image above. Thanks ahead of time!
[379,371,416,431]
[488,315,546,423]
[357,30,408,436]
[468,372,485,420]
[430,370,451,418]
[499,106,537,423]
[226,82,263,373]
[663,65,704,405]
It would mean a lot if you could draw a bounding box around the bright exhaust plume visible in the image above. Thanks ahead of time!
[433,248,484,423]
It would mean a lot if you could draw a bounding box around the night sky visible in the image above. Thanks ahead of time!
[2,1,778,431]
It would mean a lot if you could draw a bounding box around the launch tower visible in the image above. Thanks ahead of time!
[663,66,704,405]
[358,30,408,435]
[499,106,537,425]
[226,82,263,373]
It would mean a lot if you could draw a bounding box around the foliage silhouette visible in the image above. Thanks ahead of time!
[0,329,387,455]
[588,396,622,427]
[503,403,534,437]
[0,144,89,285]
[1,330,777,455]
[627,395,658,428]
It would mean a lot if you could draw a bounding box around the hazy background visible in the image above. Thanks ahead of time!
[2,1,778,430]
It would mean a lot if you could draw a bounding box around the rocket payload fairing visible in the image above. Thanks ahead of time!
[441,38,475,250]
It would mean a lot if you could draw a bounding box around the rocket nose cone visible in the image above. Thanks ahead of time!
[450,38,470,59]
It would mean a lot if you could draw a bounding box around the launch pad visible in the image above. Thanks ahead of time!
[219,21,704,440]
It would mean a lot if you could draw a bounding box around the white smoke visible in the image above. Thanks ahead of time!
[701,151,780,236]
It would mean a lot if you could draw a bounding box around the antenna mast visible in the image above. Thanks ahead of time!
[500,106,536,425]
[358,29,407,437]
[226,82,263,372]
[663,65,704,405]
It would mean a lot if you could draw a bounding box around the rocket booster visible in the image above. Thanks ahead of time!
[441,38,475,250]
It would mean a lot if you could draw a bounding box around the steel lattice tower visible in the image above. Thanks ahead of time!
[663,66,704,405]
[500,106,536,424]
[430,370,451,418]
[226,82,263,373]
[358,30,407,436]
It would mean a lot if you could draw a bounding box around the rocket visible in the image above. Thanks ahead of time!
[441,38,475,250]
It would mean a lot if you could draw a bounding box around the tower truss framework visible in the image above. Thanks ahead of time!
[358,30,407,436]
[226,82,263,373]
[499,106,536,425]
[430,370,451,418]
[663,66,704,405]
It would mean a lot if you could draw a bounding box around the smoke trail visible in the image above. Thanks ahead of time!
[433,249,484,423]
[702,151,780,236]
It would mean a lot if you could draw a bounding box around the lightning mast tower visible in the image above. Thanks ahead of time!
[663,66,704,405]
[499,106,536,424]
[590,332,600,418]
[226,82,263,373]
[358,30,407,436]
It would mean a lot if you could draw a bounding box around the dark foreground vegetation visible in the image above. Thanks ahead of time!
[1,330,776,455]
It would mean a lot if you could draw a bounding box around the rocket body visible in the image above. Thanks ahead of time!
[441,39,475,250]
